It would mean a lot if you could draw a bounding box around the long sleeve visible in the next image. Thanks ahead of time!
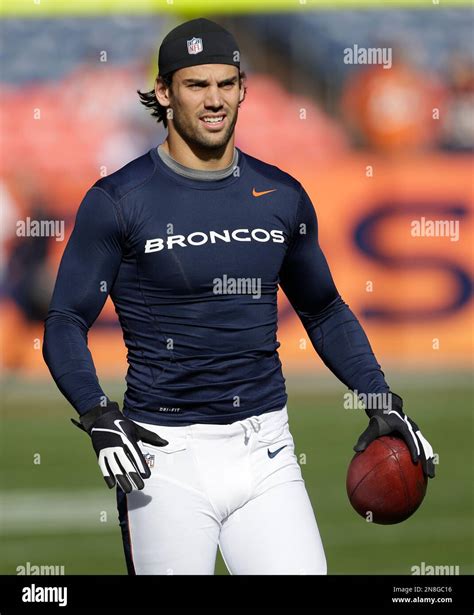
[43,187,124,414]
[279,187,390,395]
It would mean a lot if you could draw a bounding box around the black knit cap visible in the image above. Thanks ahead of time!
[158,18,240,76]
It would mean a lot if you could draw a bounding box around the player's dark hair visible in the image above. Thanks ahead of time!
[137,70,247,129]
[137,72,174,128]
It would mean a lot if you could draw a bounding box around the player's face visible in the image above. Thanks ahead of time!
[160,64,244,151]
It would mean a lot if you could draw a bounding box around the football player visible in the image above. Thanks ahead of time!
[43,18,435,575]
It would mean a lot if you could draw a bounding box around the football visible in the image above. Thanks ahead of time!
[346,435,428,524]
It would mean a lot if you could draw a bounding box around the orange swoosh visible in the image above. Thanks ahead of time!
[252,188,277,197]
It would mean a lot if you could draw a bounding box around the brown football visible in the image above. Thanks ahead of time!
[347,435,428,524]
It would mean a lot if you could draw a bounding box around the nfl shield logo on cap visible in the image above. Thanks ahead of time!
[187,37,203,55]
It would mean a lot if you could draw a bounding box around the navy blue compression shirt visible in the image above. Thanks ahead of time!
[43,146,389,425]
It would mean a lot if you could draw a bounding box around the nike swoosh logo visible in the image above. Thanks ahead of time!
[253,188,277,197]
[267,445,287,459]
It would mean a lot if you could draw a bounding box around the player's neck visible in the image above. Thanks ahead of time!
[161,137,235,171]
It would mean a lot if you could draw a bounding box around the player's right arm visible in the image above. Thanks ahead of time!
[43,187,167,493]
[43,187,121,413]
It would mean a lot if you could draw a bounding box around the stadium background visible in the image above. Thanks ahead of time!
[0,0,472,575]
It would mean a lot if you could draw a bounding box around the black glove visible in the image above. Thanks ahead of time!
[72,402,168,493]
[353,392,436,478]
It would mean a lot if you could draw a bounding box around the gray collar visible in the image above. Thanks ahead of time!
[157,144,238,181]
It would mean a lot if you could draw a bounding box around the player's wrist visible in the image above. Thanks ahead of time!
[79,401,121,433]
[364,391,403,418]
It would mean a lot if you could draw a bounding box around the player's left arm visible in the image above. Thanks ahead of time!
[278,187,435,478]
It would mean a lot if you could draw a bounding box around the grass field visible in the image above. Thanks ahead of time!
[1,376,472,575]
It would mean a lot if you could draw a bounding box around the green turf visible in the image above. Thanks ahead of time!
[1,380,472,575]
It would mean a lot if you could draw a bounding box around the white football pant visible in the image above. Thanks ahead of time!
[116,405,327,575]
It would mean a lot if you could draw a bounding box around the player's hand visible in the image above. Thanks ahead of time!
[71,402,168,493]
[353,393,436,478]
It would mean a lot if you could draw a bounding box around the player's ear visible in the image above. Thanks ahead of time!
[155,76,172,106]
[238,71,247,106]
